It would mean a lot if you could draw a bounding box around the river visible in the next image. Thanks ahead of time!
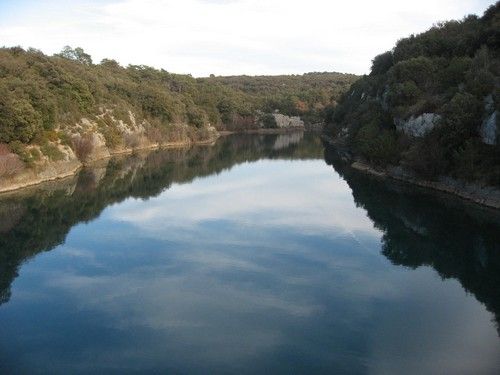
[0,133,499,374]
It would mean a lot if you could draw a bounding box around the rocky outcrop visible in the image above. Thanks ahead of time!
[350,161,500,209]
[323,136,500,210]
[75,111,149,162]
[395,113,441,137]
[0,109,219,194]
[480,111,498,145]
[0,145,81,194]
[272,113,305,129]
[480,96,498,145]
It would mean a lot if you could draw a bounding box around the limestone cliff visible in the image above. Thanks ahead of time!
[0,109,219,193]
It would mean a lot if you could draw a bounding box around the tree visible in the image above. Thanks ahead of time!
[371,51,393,75]
[58,46,93,65]
[100,58,121,69]
[0,97,41,143]
[440,92,482,141]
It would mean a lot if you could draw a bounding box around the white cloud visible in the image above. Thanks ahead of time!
[108,159,380,238]
[0,0,492,75]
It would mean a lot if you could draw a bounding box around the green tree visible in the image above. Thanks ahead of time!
[0,97,41,143]
[58,46,93,65]
[371,51,393,75]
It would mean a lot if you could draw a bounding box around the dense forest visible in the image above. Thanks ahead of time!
[207,73,355,125]
[0,46,356,178]
[325,2,499,186]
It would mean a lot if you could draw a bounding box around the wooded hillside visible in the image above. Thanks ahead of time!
[326,2,499,186]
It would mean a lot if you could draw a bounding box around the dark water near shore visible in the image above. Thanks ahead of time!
[1,133,499,374]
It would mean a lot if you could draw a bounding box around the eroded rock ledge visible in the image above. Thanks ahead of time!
[351,162,500,209]
[322,135,500,210]
[0,110,219,194]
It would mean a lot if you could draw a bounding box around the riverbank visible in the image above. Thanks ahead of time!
[0,135,219,195]
[322,134,500,210]
[1,128,314,194]
[218,127,305,136]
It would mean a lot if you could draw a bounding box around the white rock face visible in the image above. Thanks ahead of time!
[480,110,498,145]
[479,95,497,146]
[395,113,441,137]
[272,113,305,129]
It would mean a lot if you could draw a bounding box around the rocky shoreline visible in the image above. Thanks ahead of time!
[1,109,315,194]
[0,135,219,195]
[322,135,500,210]
[218,127,305,136]
[0,127,311,194]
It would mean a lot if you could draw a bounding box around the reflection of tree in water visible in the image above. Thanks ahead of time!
[0,133,323,306]
[324,144,500,335]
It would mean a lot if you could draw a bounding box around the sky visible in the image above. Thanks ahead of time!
[0,0,495,76]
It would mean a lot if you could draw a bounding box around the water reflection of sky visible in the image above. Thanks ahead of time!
[1,158,499,374]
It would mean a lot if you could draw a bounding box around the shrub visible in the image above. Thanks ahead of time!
[57,131,72,146]
[403,137,448,178]
[355,123,400,166]
[186,106,207,128]
[7,141,24,156]
[388,81,422,109]
[260,113,277,128]
[40,143,65,161]
[3,141,40,168]
[465,68,495,97]
[0,144,10,156]
[440,92,482,145]
[440,57,472,87]
[71,134,94,162]
[145,125,166,144]
[29,148,41,162]
[0,153,24,177]
[100,125,123,149]
[390,57,437,90]
[0,98,42,143]
[124,133,141,148]
[113,107,132,126]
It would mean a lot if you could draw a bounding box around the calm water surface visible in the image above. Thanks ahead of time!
[0,133,499,374]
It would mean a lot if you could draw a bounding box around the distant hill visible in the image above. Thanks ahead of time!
[206,72,357,125]
[325,2,499,187]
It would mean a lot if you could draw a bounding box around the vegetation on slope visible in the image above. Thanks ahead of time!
[325,2,500,186]
[207,73,357,126]
[0,46,356,178]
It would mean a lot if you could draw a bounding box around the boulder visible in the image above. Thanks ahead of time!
[480,110,498,145]
[479,96,498,146]
[395,113,441,137]
[272,113,305,129]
